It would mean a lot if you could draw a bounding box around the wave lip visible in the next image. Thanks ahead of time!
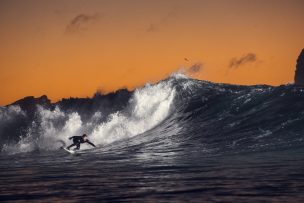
[90,81,176,145]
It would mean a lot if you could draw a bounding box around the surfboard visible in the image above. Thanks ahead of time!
[62,147,76,154]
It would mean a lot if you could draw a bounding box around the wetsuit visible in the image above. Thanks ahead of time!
[67,136,96,150]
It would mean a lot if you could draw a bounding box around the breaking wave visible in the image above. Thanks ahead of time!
[1,73,304,155]
[0,77,176,154]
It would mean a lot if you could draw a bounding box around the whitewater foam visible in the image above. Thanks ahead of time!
[90,81,176,145]
[1,79,176,153]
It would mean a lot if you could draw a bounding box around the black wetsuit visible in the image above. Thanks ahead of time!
[67,136,96,150]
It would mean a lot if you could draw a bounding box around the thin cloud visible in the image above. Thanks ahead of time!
[147,24,157,32]
[146,11,177,33]
[65,13,99,34]
[229,53,257,69]
[188,63,203,73]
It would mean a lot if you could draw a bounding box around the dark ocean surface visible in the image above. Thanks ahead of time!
[1,74,304,202]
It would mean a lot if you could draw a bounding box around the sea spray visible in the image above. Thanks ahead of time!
[1,78,176,153]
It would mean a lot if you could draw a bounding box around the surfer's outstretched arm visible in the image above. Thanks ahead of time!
[86,140,96,147]
[69,136,75,140]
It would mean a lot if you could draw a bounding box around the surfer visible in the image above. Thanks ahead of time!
[67,134,96,150]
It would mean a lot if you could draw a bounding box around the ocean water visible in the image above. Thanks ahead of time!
[1,74,304,202]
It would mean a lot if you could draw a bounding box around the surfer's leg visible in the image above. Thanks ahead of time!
[67,143,75,150]
[75,143,80,150]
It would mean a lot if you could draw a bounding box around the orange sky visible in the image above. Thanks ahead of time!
[0,0,303,105]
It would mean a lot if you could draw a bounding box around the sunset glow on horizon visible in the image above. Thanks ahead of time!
[1,0,303,105]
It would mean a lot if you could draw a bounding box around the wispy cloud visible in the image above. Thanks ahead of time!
[229,53,257,69]
[65,13,99,34]
[188,63,203,74]
[146,11,177,33]
[147,24,157,32]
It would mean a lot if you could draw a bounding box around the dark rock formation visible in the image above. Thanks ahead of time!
[7,89,132,122]
[57,89,132,121]
[9,95,52,119]
[10,95,51,109]
[294,49,304,85]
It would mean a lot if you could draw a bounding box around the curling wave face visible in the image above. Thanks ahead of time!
[1,73,304,155]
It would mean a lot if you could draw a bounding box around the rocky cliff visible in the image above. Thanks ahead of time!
[294,49,304,85]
